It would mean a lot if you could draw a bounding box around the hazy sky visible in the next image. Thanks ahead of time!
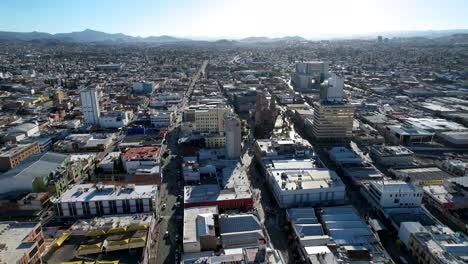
[1,0,467,38]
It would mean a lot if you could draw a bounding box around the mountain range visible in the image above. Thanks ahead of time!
[0,29,188,43]
[0,28,468,44]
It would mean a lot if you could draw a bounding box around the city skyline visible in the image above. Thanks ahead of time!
[1,0,468,39]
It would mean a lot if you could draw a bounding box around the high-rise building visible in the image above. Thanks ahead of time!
[312,73,354,142]
[291,61,329,93]
[224,112,242,159]
[80,85,101,126]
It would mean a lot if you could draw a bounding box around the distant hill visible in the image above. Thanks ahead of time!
[239,36,307,43]
[0,29,189,43]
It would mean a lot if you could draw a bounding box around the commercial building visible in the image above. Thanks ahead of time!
[44,214,156,263]
[329,147,384,185]
[99,111,131,128]
[399,222,468,263]
[54,133,115,153]
[224,112,242,159]
[370,145,414,167]
[0,222,45,264]
[390,167,453,185]
[360,181,423,210]
[291,61,329,93]
[150,111,174,128]
[385,125,434,145]
[317,206,389,263]
[120,146,161,175]
[219,214,265,249]
[183,184,253,211]
[53,183,157,217]
[0,142,41,171]
[183,206,219,253]
[438,131,468,147]
[264,158,346,208]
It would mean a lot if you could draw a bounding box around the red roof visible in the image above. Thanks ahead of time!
[121,146,161,160]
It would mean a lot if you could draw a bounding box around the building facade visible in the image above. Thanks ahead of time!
[80,86,101,126]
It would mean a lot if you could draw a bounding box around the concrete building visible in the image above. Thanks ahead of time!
[183,206,219,253]
[370,145,414,167]
[99,111,131,128]
[385,125,434,145]
[311,73,355,142]
[264,158,346,208]
[360,181,423,209]
[400,223,468,263]
[329,147,384,185]
[291,61,329,93]
[184,184,253,211]
[0,142,41,171]
[320,73,344,102]
[224,112,242,159]
[0,222,45,264]
[53,183,157,217]
[184,104,230,135]
[80,86,101,126]
[120,146,161,175]
[311,102,355,142]
[151,111,174,128]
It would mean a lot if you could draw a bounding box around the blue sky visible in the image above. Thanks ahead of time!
[1,0,467,38]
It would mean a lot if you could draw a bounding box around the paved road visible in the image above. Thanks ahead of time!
[151,60,208,264]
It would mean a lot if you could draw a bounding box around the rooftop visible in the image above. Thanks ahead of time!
[55,183,157,203]
[0,222,39,264]
[183,206,218,244]
[121,146,161,160]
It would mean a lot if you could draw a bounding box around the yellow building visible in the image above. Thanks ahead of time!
[312,102,354,142]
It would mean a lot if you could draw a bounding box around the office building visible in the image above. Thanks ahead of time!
[80,86,101,126]
[291,61,329,93]
[312,74,354,142]
[224,112,242,159]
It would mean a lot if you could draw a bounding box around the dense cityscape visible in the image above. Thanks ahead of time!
[1,16,468,264]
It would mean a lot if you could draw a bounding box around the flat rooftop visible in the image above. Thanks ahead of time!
[0,222,38,264]
[183,206,218,244]
[184,184,252,204]
[55,183,157,203]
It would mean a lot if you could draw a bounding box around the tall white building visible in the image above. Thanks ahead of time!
[320,73,344,102]
[224,112,242,159]
[80,86,101,126]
